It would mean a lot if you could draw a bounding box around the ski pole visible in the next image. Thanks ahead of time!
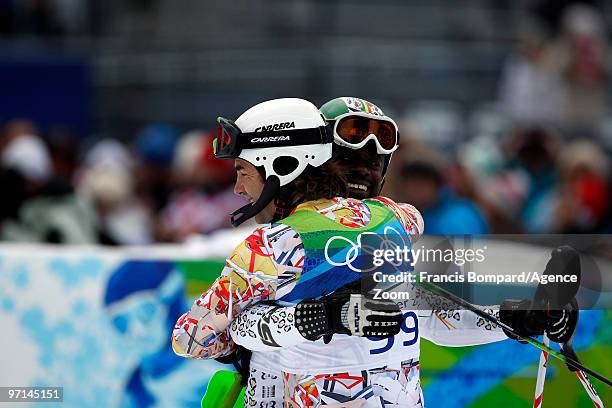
[533,334,549,408]
[417,279,612,387]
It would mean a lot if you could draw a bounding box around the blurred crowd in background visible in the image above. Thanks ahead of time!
[0,0,611,245]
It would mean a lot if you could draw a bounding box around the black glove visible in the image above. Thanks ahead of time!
[499,299,545,343]
[544,297,579,344]
[500,246,581,344]
[533,245,581,310]
[499,298,579,344]
[295,290,403,344]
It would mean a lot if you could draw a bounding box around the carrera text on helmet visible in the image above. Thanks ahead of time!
[254,122,296,132]
[250,135,291,143]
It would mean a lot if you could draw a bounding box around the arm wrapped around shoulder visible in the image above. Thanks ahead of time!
[295,289,403,344]
[367,196,424,243]
[171,288,237,360]
[397,202,424,243]
[171,228,280,359]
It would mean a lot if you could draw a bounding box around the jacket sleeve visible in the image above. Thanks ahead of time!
[367,197,424,244]
[419,305,508,346]
[229,303,308,351]
[171,227,281,360]
[412,286,508,346]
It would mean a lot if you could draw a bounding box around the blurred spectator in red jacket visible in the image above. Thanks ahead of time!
[157,130,245,242]
[555,139,609,232]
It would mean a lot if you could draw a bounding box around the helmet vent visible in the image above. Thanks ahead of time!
[273,156,300,176]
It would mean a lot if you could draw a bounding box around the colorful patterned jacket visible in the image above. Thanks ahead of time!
[171,196,423,360]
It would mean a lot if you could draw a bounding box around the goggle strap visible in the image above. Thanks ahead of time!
[238,125,330,150]
[215,120,331,160]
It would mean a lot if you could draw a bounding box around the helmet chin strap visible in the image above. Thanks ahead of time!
[230,176,281,227]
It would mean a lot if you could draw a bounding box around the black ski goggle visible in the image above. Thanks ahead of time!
[213,117,242,159]
[213,117,332,160]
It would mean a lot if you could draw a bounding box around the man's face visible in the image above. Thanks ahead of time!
[334,144,385,199]
[234,158,276,223]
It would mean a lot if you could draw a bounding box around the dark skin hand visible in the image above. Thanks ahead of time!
[333,144,385,199]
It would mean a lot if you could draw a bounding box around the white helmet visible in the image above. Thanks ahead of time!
[214,98,333,225]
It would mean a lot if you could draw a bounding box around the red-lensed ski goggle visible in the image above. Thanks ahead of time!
[330,112,399,155]
[213,117,331,159]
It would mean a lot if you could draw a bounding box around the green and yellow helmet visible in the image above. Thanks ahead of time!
[319,97,399,177]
